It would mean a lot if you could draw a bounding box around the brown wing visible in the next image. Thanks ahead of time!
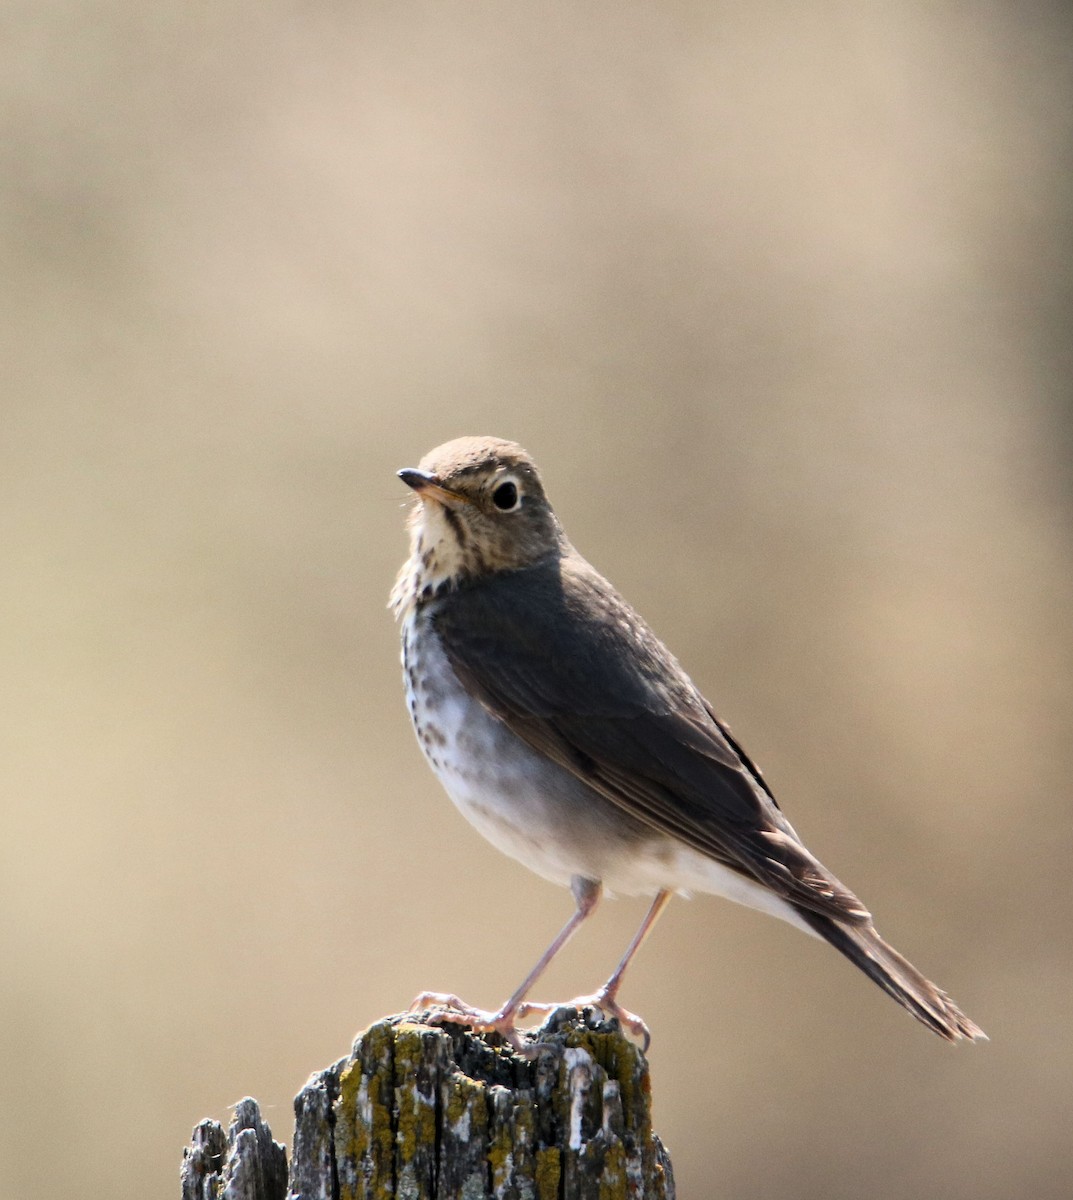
[432,552,870,925]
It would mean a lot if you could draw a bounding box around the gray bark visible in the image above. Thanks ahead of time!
[182,1097,288,1200]
[181,1007,675,1200]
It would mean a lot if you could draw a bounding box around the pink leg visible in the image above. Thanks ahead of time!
[549,889,673,1050]
[599,888,673,1003]
[411,876,602,1048]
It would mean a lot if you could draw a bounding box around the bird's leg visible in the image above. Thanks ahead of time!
[411,876,602,1049]
[556,888,674,1050]
[499,876,603,1020]
[597,888,674,1004]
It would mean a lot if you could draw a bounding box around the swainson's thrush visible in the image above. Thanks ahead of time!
[392,436,984,1047]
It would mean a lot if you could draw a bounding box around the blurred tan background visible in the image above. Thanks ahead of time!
[3,3,1071,1198]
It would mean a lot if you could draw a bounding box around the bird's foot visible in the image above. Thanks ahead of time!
[408,991,531,1052]
[545,990,652,1051]
[408,989,652,1053]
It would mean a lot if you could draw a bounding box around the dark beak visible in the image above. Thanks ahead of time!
[397,468,469,507]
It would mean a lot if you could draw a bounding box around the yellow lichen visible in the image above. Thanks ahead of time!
[335,1021,396,1200]
[534,1147,561,1200]
[599,1142,628,1200]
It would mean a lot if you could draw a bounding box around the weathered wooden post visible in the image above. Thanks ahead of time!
[181,1007,676,1200]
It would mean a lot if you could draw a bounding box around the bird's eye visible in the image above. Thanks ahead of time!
[492,480,520,511]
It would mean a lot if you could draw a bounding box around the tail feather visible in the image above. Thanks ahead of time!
[795,908,987,1042]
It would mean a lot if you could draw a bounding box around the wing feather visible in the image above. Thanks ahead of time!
[433,553,870,924]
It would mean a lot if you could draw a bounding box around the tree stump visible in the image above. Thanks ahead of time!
[181,1007,676,1200]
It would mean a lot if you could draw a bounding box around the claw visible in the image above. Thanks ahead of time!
[513,1000,557,1021]
[559,991,652,1051]
[409,990,472,1015]
[408,990,530,1051]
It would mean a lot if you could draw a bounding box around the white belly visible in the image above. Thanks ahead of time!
[400,609,813,935]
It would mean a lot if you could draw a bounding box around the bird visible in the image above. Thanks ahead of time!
[391,435,985,1049]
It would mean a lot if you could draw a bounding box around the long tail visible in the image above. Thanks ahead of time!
[795,908,986,1042]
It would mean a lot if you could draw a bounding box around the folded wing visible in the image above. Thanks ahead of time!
[433,553,870,925]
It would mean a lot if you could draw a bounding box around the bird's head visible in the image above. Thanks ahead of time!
[396,437,565,594]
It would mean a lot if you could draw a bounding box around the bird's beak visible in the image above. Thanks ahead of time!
[397,468,470,508]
